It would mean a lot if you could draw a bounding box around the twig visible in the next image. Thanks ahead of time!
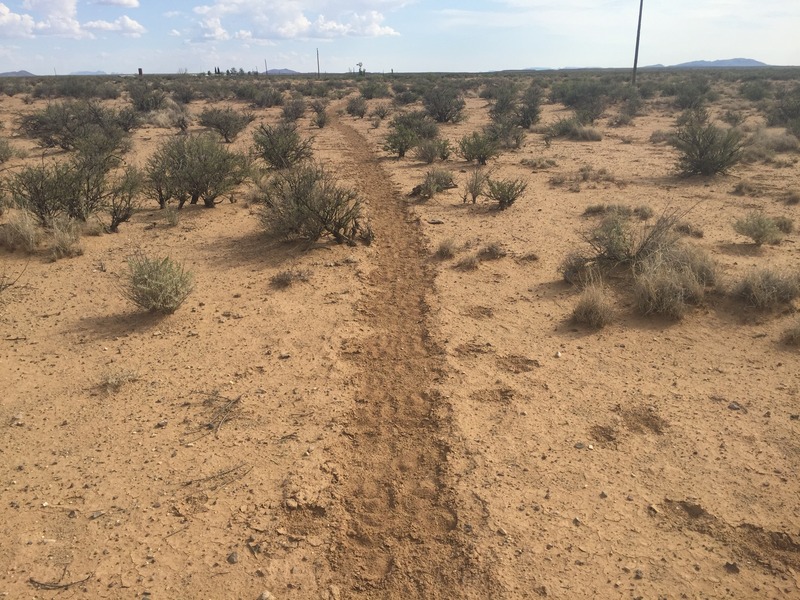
[164,525,190,539]
[29,573,93,590]
[3,337,27,341]
[183,462,251,487]
[182,392,242,443]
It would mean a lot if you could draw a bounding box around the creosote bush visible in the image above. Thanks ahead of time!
[199,106,254,142]
[733,212,782,245]
[423,85,465,123]
[122,253,194,314]
[434,238,457,260]
[572,284,614,328]
[414,168,456,199]
[462,167,488,204]
[485,176,527,209]
[258,162,370,245]
[252,122,313,170]
[346,95,368,118]
[459,131,499,165]
[413,138,451,164]
[671,109,743,176]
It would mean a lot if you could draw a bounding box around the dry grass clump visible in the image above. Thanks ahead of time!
[571,284,614,328]
[122,252,194,314]
[733,211,783,245]
[558,251,598,287]
[553,166,621,191]
[774,216,794,234]
[732,268,800,309]
[675,221,704,238]
[49,216,83,261]
[633,205,655,220]
[632,243,716,319]
[434,238,457,260]
[414,168,456,199]
[782,320,800,346]
[520,157,557,170]
[270,269,311,289]
[0,209,41,252]
[454,254,480,271]
[461,167,488,204]
[478,241,506,260]
[783,190,800,205]
[731,179,764,197]
[582,204,632,218]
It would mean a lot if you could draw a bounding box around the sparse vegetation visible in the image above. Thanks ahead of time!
[459,131,500,165]
[732,268,800,308]
[346,95,368,118]
[413,168,456,199]
[122,252,194,314]
[434,238,457,260]
[0,209,42,252]
[423,85,465,123]
[733,211,783,245]
[572,284,614,328]
[671,109,743,176]
[485,176,527,209]
[413,138,451,164]
[782,320,800,346]
[199,107,254,142]
[252,122,313,170]
[270,269,312,289]
[462,167,488,204]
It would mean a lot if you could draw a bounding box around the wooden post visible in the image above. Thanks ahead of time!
[632,0,644,85]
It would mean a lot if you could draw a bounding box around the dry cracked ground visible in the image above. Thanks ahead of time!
[1,76,799,599]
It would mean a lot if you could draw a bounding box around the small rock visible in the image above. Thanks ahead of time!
[285,498,298,510]
[555,351,562,358]
[572,518,581,526]
[427,219,445,225]
[155,420,168,429]
[599,491,608,499]
[647,504,659,514]
[278,352,291,360]
[634,569,644,579]
[728,402,741,411]
[258,591,274,600]
[790,414,799,421]
[497,528,508,536]
[574,442,585,450]
[724,562,740,574]
[227,551,238,564]
[328,585,341,600]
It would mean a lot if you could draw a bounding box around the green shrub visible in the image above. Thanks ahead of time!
[127,80,167,112]
[390,111,439,140]
[199,107,254,142]
[733,211,782,245]
[281,95,306,121]
[414,168,456,199]
[517,81,544,128]
[459,131,499,165]
[672,110,743,176]
[485,177,527,209]
[145,134,250,208]
[383,126,418,158]
[423,85,465,123]
[122,253,194,314]
[19,100,132,151]
[572,284,614,328]
[462,167,488,204]
[107,167,142,232]
[485,116,526,149]
[258,162,369,245]
[360,79,390,100]
[0,138,13,163]
[9,161,76,225]
[674,76,710,109]
[732,268,800,308]
[547,117,602,142]
[370,103,391,120]
[740,80,771,101]
[252,122,313,170]
[413,138,451,163]
[346,95,368,118]
[251,87,284,108]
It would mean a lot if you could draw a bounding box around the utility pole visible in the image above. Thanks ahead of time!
[632,0,644,85]
[264,59,268,76]
[316,48,320,80]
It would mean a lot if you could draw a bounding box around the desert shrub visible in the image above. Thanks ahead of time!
[733,211,783,245]
[485,176,527,209]
[413,138,451,163]
[742,128,800,162]
[423,85,465,123]
[454,254,480,271]
[145,134,250,209]
[170,82,195,104]
[122,253,194,314]
[370,103,391,120]
[258,162,368,245]
[98,369,139,394]
[146,98,190,131]
[9,161,76,225]
[783,190,800,205]
[674,76,710,109]
[547,117,602,142]
[393,90,419,106]
[774,216,794,234]
[312,110,329,128]
[485,116,526,149]
[383,126,418,158]
[572,284,614,328]
[731,179,763,196]
[782,320,800,346]
[48,216,83,261]
[672,110,743,176]
[0,138,13,163]
[766,85,800,128]
[251,87,284,108]
[199,107,254,142]
[346,95,368,118]
[360,79,390,100]
[462,167,488,204]
[740,80,771,102]
[0,209,42,252]
[549,78,609,123]
[434,238,457,259]
[19,100,131,151]
[459,131,500,165]
[487,81,518,120]
[281,95,306,122]
[517,81,544,128]
[732,268,800,308]
[633,205,654,220]
[414,168,456,199]
[390,111,439,140]
[253,122,313,170]
[127,80,167,112]
[586,209,681,265]
[107,167,142,232]
[649,130,673,144]
[722,110,745,127]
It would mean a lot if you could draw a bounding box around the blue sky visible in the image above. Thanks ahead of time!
[0,0,797,75]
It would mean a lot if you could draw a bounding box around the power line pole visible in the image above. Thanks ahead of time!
[316,48,320,80]
[632,0,644,85]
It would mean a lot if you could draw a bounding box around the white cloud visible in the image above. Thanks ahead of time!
[84,15,145,37]
[169,28,181,36]
[193,16,229,41]
[93,0,139,7]
[0,4,36,37]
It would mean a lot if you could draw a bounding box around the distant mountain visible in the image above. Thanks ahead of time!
[266,68,299,75]
[673,58,768,68]
[0,70,35,77]
[70,70,108,76]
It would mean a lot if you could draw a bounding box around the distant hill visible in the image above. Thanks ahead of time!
[675,58,768,68]
[0,70,35,77]
[267,68,299,75]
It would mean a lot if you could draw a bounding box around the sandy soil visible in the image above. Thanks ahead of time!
[1,79,799,599]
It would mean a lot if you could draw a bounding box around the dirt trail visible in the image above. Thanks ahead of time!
[322,117,500,598]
